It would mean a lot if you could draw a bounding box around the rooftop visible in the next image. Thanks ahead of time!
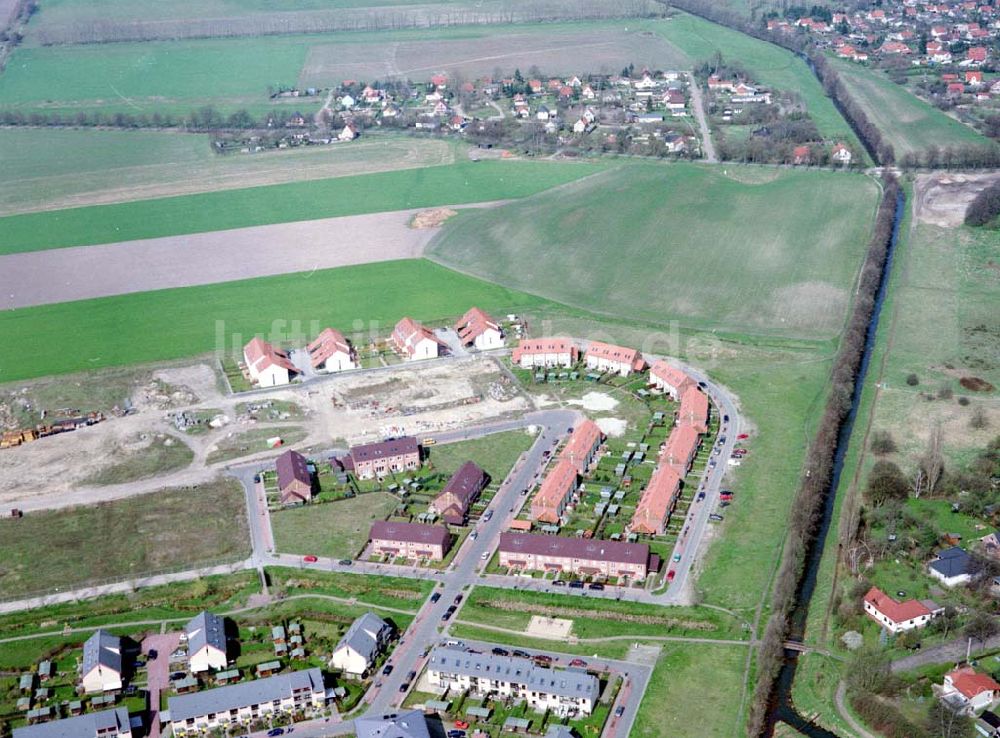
[499,531,649,566]
[168,667,324,722]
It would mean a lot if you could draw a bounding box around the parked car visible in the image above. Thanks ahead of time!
[430,592,441,603]
[480,551,490,560]
[170,671,186,680]
[588,582,605,591]
[492,647,509,656]
[399,683,409,693]
[382,663,394,675]
[569,580,585,589]
[533,654,553,664]
[569,658,587,668]
[672,553,682,562]
[470,531,478,540]
[447,731,466,738]
[148,649,158,660]
[453,594,463,604]
[483,510,493,521]
[455,721,470,730]
[723,414,729,422]
[709,513,724,522]
[407,671,417,681]
[303,555,318,563]
[697,491,706,501]
[737,433,749,440]
[267,730,285,737]
[512,650,530,658]
[553,580,566,586]
[615,706,626,718]
[720,501,731,508]
[338,559,353,566]
[666,569,676,582]
[441,608,455,621]
[521,488,529,496]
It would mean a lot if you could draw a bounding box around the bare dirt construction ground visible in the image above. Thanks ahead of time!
[913,171,1000,227]
[0,202,502,309]
[1,355,531,511]
[410,208,457,229]
[298,28,686,87]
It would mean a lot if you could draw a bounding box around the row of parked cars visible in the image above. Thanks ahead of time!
[553,579,605,590]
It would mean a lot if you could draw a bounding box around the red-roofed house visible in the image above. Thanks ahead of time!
[530,459,578,524]
[511,338,578,369]
[649,360,694,400]
[966,70,985,86]
[678,386,710,434]
[862,587,940,633]
[662,424,701,475]
[560,419,604,474]
[967,46,988,64]
[430,74,448,88]
[276,449,313,505]
[630,464,682,535]
[831,143,853,165]
[454,307,504,350]
[585,341,645,377]
[940,667,1000,713]
[307,327,357,372]
[793,145,811,165]
[243,337,299,387]
[391,317,446,361]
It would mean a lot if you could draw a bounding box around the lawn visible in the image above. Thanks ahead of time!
[83,433,194,485]
[271,491,399,559]
[0,259,559,382]
[459,586,743,640]
[0,129,455,216]
[426,430,535,483]
[0,159,604,254]
[0,478,250,598]
[264,567,433,611]
[428,162,879,340]
[632,643,748,738]
[828,57,991,160]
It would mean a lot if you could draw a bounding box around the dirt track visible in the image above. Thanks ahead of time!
[912,170,1000,227]
[0,203,501,309]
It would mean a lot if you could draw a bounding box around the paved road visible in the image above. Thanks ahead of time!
[687,72,717,163]
[890,633,1000,673]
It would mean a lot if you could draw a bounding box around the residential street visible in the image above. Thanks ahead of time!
[687,72,717,163]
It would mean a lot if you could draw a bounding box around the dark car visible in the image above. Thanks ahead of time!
[382,664,393,676]
[430,592,441,603]
[441,606,456,621]
[723,414,730,422]
[512,650,530,658]
[615,706,626,718]
[552,579,566,586]
[338,559,353,566]
[492,647,510,656]
[568,580,585,589]
[453,594,463,605]
[697,491,706,501]
[148,649,158,660]
[170,671,187,680]
[399,683,409,693]
[407,671,417,681]
[709,513,724,522]
[533,654,553,664]
[267,730,285,737]
[588,582,605,591]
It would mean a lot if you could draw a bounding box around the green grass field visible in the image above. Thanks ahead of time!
[632,644,748,738]
[0,259,558,382]
[828,58,990,160]
[0,129,455,216]
[272,491,398,559]
[426,430,534,482]
[0,159,603,254]
[0,478,249,597]
[428,163,879,340]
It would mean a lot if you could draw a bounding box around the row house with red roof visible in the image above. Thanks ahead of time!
[511,337,578,369]
[529,459,578,525]
[560,419,604,474]
[243,337,299,388]
[584,341,646,377]
[629,463,682,536]
[649,360,695,400]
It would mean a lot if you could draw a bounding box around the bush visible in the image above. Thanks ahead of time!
[906,373,920,386]
[971,406,989,430]
[965,180,1000,227]
[938,386,954,400]
[958,396,970,406]
[871,430,898,455]
[866,460,909,506]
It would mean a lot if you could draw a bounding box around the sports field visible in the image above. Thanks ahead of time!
[427,163,880,340]
[829,57,989,160]
[0,159,603,255]
[0,259,558,382]
[0,129,455,215]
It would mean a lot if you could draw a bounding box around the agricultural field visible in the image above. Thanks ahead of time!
[0,129,456,215]
[0,259,558,382]
[0,158,602,255]
[828,57,990,160]
[0,478,249,598]
[427,162,880,340]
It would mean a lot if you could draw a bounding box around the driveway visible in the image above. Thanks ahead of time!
[141,632,182,738]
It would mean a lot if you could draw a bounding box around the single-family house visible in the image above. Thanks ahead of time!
[243,337,299,387]
[81,631,122,694]
[184,611,228,673]
[356,710,431,738]
[940,667,1000,714]
[454,307,504,350]
[831,143,853,165]
[276,449,312,505]
[329,612,392,677]
[429,461,487,525]
[339,124,359,141]
[929,547,974,587]
[308,328,357,372]
[391,317,445,361]
[862,587,941,633]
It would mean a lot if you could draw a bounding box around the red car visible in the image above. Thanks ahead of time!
[569,658,588,668]
[455,721,470,730]
[303,555,318,563]
[667,569,676,582]
[737,433,749,440]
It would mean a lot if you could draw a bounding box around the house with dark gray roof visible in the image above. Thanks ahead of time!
[427,646,599,717]
[276,449,312,505]
[355,709,431,738]
[329,612,391,676]
[429,461,487,524]
[928,547,974,588]
[167,667,326,736]
[184,611,228,673]
[369,520,451,561]
[346,437,421,479]
[12,707,132,738]
[81,630,122,693]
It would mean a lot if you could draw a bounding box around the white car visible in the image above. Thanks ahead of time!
[480,551,490,560]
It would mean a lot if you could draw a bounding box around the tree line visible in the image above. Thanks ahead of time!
[965,178,1000,226]
[744,174,901,737]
